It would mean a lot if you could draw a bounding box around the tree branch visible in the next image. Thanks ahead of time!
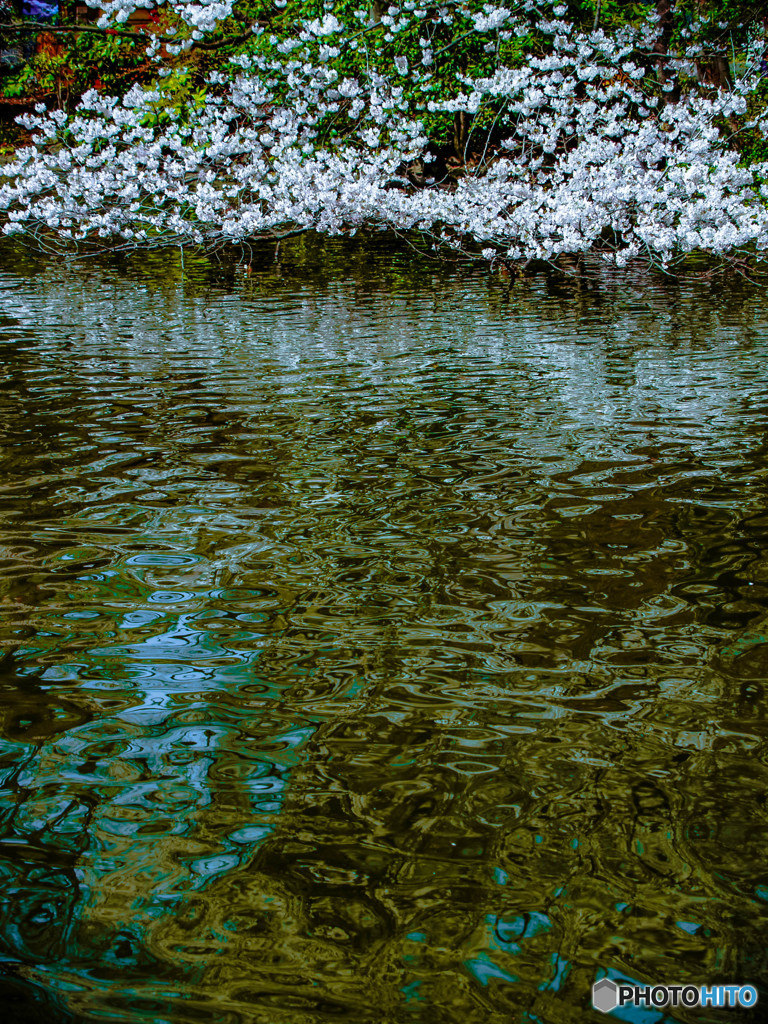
[340,19,383,51]
[0,18,268,51]
[192,25,261,51]
[0,20,143,40]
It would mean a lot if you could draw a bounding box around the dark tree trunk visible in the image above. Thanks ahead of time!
[693,0,732,90]
[653,0,681,103]
[453,111,471,160]
[696,54,732,90]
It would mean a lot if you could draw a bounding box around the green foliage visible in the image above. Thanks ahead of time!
[738,78,768,166]
[1,0,768,160]
[1,61,37,99]
[213,1,540,155]
[69,32,148,94]
[568,1,651,32]
[0,31,149,104]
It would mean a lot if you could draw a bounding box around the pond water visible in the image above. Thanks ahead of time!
[0,240,767,1023]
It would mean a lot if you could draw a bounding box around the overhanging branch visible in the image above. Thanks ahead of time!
[0,20,142,40]
[0,18,268,51]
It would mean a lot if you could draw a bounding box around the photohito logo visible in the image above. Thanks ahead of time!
[592,978,758,1013]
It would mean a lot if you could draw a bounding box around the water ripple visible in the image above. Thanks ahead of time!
[0,246,767,1022]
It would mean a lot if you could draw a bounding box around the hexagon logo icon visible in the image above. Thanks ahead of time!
[593,978,619,1013]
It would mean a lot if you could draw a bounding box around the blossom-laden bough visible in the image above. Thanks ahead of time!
[1,0,768,270]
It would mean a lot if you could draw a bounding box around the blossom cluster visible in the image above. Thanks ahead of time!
[86,0,237,34]
[1,1,767,267]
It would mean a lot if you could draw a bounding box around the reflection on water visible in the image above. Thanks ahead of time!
[0,240,767,1022]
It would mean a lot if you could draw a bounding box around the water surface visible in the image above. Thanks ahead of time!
[0,242,767,1023]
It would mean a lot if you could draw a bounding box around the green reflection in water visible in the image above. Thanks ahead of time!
[0,240,766,1023]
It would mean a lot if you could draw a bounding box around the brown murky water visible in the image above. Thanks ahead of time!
[0,240,767,1023]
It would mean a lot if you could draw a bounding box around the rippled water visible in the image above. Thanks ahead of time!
[0,241,767,1023]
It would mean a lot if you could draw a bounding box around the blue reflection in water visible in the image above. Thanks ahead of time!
[676,921,701,935]
[463,912,555,989]
[401,979,424,1005]
[464,952,519,987]
[0,598,315,1013]
[538,952,570,993]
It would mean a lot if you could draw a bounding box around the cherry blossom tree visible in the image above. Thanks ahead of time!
[0,0,767,268]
